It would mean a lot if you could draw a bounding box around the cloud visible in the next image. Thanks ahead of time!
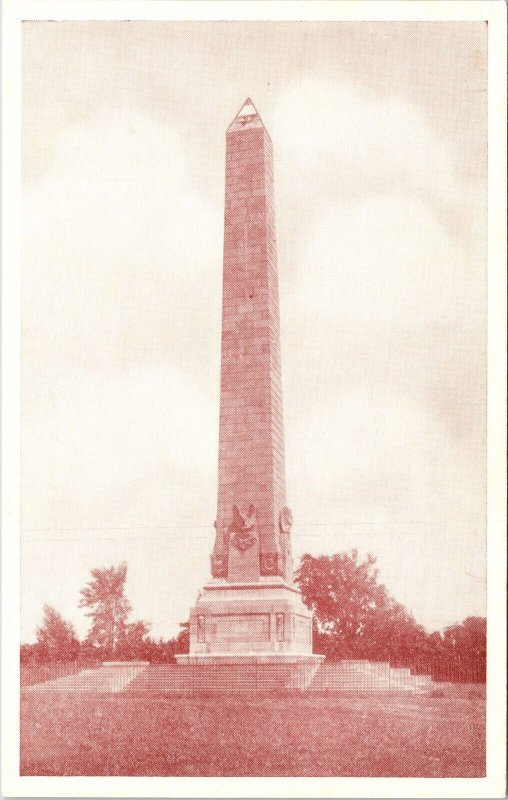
[281,194,485,447]
[287,385,483,525]
[295,195,481,329]
[22,111,222,533]
[23,111,222,378]
[274,79,457,198]
[272,78,486,261]
[22,365,218,526]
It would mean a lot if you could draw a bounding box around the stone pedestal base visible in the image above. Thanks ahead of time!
[177,580,321,688]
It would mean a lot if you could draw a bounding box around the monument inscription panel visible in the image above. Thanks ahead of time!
[294,615,312,646]
[211,613,270,643]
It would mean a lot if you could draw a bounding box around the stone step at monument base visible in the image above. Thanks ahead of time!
[308,661,434,692]
[125,659,435,694]
[127,664,298,693]
[23,662,149,693]
[22,660,443,695]
[130,655,324,692]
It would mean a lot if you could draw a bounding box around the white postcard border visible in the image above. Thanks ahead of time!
[2,1,506,797]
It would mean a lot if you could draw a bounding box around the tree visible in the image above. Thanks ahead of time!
[296,550,427,662]
[442,616,486,658]
[359,596,429,664]
[174,620,190,654]
[116,619,152,660]
[20,642,41,664]
[35,604,80,661]
[137,622,190,663]
[79,562,133,658]
[441,616,486,681]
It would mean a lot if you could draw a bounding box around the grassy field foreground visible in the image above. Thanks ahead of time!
[20,692,485,777]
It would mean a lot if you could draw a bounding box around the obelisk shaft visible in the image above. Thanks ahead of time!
[211,100,292,584]
[177,101,317,664]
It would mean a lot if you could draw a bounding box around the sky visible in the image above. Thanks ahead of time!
[21,21,487,642]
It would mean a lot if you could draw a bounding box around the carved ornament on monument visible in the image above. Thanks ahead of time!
[276,612,285,641]
[197,615,206,643]
[279,506,293,534]
[210,552,228,578]
[229,504,258,553]
[260,552,279,576]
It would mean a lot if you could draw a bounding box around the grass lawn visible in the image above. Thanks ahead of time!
[20,691,485,777]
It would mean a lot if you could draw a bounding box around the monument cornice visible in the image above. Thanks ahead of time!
[203,580,301,594]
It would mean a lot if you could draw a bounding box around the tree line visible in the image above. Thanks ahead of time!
[21,562,189,665]
[298,551,486,682]
[21,552,486,681]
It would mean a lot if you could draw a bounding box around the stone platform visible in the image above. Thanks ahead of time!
[23,661,446,694]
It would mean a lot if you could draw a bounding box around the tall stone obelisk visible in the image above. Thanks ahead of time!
[213,97,292,586]
[177,100,320,666]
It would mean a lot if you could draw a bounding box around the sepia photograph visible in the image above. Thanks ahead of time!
[2,1,506,796]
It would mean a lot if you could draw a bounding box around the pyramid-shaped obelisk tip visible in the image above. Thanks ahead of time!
[227,98,265,132]
[238,98,257,117]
